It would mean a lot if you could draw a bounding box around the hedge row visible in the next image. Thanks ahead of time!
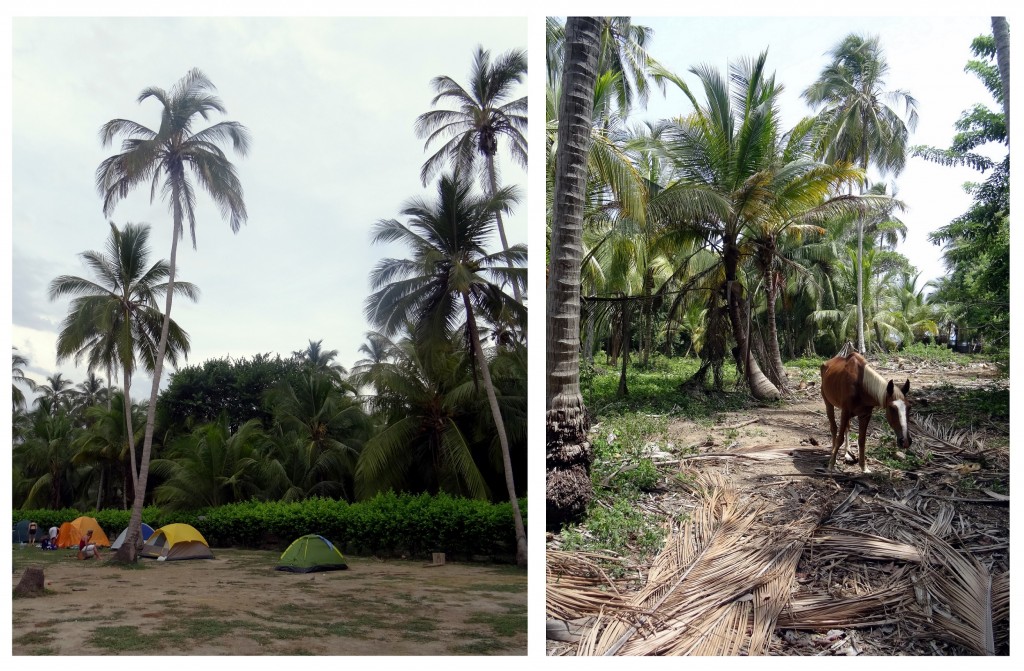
[14,492,526,561]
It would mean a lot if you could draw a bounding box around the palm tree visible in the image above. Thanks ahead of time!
[546,16,602,529]
[35,373,75,415]
[96,68,250,561]
[291,339,347,381]
[355,331,491,500]
[803,34,919,351]
[73,392,144,510]
[263,373,369,502]
[12,348,36,412]
[365,170,527,567]
[415,46,527,302]
[149,417,266,510]
[49,221,196,500]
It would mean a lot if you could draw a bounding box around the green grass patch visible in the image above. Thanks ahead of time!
[918,384,1009,425]
[401,617,438,633]
[13,630,57,646]
[87,625,162,653]
[322,621,372,639]
[448,637,514,655]
[467,610,527,637]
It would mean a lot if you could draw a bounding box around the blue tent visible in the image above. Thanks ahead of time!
[13,519,30,543]
[110,523,156,550]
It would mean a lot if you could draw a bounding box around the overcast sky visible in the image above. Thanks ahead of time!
[9,16,527,398]
[629,15,1003,291]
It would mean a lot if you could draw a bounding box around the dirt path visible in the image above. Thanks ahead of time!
[13,549,526,656]
[548,360,1009,655]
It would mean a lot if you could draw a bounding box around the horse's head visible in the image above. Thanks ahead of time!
[884,379,912,450]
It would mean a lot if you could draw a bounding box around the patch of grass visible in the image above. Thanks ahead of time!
[14,630,57,646]
[559,497,666,563]
[401,617,438,633]
[87,625,162,653]
[323,621,372,639]
[467,610,527,637]
[873,436,927,471]
[918,384,1009,425]
[449,637,514,655]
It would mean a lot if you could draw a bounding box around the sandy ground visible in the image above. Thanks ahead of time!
[12,548,526,656]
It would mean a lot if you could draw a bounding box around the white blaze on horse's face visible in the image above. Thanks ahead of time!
[884,378,912,450]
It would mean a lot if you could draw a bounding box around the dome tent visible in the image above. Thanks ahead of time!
[276,534,348,573]
[56,517,110,548]
[110,523,155,550]
[141,523,213,561]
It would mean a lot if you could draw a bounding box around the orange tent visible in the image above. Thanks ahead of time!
[56,517,111,548]
[55,522,83,548]
[71,517,110,547]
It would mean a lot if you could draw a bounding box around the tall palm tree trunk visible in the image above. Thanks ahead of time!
[724,243,780,400]
[485,155,522,304]
[546,16,600,529]
[462,293,526,568]
[121,365,138,494]
[115,184,182,563]
[993,17,1010,143]
[763,270,789,391]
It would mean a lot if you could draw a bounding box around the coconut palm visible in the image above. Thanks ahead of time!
[416,45,527,304]
[355,331,491,501]
[292,339,348,381]
[261,372,370,503]
[546,16,602,530]
[35,373,75,415]
[803,33,919,351]
[149,417,267,510]
[12,348,36,412]
[72,392,144,510]
[365,169,527,567]
[49,220,196,500]
[96,68,249,561]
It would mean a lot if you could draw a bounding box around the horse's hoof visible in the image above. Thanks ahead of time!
[861,467,871,474]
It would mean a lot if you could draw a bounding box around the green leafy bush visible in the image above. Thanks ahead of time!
[15,493,525,562]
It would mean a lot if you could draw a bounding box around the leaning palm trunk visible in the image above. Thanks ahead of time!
[114,190,182,563]
[485,155,522,304]
[463,293,527,568]
[547,16,601,529]
[121,364,137,495]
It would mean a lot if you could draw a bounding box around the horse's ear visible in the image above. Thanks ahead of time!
[886,380,895,397]
[902,379,910,395]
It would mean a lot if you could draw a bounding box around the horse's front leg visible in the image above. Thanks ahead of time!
[857,412,872,473]
[827,409,851,472]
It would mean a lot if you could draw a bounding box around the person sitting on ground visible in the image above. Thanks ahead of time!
[79,529,101,560]
[28,521,38,546]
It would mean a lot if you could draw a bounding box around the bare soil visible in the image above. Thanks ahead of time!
[547,357,1009,655]
[12,548,526,656]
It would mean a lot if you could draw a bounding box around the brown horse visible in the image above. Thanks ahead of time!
[820,344,912,473]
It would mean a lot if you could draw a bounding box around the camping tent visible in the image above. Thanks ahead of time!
[276,534,348,573]
[70,517,111,547]
[141,523,214,560]
[13,519,30,543]
[110,523,155,550]
[55,521,84,548]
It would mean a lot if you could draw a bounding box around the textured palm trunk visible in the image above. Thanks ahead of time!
[617,301,630,397]
[462,293,527,568]
[546,16,600,529]
[114,179,182,563]
[763,269,789,391]
[724,241,780,400]
[993,17,1010,143]
[121,364,138,494]
[485,155,522,304]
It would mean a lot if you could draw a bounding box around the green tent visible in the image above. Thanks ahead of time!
[276,534,348,573]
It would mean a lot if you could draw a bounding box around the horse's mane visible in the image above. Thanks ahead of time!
[862,360,904,406]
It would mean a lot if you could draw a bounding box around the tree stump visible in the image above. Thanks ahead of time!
[14,567,45,597]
